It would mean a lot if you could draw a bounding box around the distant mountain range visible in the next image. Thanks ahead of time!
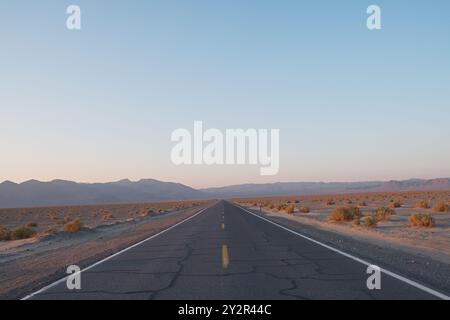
[0,178,449,209]
[0,179,205,209]
[201,178,450,198]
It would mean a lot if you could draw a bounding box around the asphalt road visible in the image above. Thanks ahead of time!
[28,201,445,300]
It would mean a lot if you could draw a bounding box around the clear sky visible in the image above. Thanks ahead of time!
[1,0,449,188]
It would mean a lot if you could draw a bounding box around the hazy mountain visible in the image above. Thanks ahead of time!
[0,179,206,209]
[201,178,450,198]
[0,178,449,209]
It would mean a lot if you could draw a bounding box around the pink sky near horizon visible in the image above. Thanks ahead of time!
[2,169,448,189]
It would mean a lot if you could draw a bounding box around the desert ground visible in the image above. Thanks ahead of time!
[0,199,215,299]
[234,190,450,264]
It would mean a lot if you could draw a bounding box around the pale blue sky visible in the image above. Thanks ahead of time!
[1,1,449,188]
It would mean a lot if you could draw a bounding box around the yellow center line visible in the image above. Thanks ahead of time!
[222,245,229,269]
[221,223,225,230]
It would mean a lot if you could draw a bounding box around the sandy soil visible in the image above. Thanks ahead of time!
[0,200,210,232]
[234,190,450,264]
[0,200,215,299]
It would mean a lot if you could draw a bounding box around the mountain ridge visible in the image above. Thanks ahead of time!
[0,178,449,209]
[0,179,206,209]
[201,178,450,197]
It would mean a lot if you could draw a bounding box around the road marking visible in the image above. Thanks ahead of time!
[235,203,450,300]
[222,245,230,268]
[221,223,225,230]
[21,205,213,300]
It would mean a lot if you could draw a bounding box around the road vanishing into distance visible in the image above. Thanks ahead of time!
[27,201,447,300]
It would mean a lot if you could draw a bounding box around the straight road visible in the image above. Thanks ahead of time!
[27,201,446,300]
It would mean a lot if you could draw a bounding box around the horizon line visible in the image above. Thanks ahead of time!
[1,176,449,190]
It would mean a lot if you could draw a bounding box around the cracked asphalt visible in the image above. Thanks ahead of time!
[31,201,440,300]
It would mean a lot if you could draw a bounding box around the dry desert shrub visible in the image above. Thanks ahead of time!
[298,206,310,213]
[103,212,114,221]
[388,201,401,208]
[262,201,272,208]
[329,206,362,222]
[352,217,361,227]
[11,227,36,240]
[373,207,395,222]
[136,209,152,217]
[364,216,377,228]
[285,204,295,214]
[25,221,38,228]
[409,213,435,228]
[64,218,84,233]
[432,202,449,213]
[0,225,12,241]
[415,200,429,209]
[326,199,336,206]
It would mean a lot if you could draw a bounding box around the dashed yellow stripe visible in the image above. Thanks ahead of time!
[221,223,225,230]
[222,245,229,269]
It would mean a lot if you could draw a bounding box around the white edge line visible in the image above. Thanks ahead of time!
[235,204,450,300]
[21,205,210,300]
